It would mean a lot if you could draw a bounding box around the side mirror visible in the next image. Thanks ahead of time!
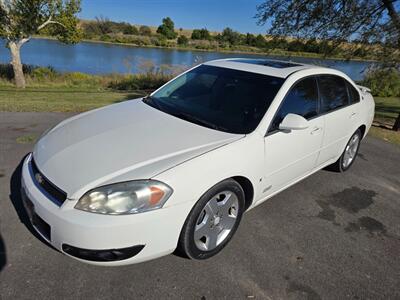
[279,113,309,131]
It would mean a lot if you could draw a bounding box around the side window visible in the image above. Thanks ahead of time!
[318,75,349,112]
[346,81,360,104]
[269,77,318,132]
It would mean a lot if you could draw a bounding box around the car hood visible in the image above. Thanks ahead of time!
[33,99,242,199]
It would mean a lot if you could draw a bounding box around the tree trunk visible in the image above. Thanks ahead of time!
[382,0,400,46]
[8,41,26,89]
[393,112,400,131]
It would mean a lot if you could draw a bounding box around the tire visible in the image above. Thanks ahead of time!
[177,179,245,260]
[327,129,362,172]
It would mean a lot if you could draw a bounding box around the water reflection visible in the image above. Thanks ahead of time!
[0,38,373,80]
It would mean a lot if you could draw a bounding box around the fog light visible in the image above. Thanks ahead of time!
[62,244,145,262]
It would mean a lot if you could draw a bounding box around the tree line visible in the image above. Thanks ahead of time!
[79,16,349,58]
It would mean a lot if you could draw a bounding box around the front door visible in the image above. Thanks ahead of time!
[263,76,324,195]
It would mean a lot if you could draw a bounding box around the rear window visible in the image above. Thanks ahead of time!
[318,75,349,112]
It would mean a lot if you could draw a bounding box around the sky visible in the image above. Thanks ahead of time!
[79,0,268,34]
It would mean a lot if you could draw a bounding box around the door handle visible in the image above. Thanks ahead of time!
[349,112,357,119]
[310,127,322,135]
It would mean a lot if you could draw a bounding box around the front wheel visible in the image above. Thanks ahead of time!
[328,129,362,172]
[177,179,245,260]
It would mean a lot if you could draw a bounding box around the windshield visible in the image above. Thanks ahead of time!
[143,65,284,134]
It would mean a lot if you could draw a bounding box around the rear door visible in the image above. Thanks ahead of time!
[264,76,324,194]
[316,75,362,166]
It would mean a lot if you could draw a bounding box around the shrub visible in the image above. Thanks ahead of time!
[0,63,35,80]
[122,24,139,35]
[108,73,172,91]
[63,72,100,86]
[190,39,218,50]
[153,36,169,47]
[177,35,189,46]
[139,25,152,36]
[361,68,400,97]
[31,66,58,81]
[100,34,112,42]
[191,28,211,40]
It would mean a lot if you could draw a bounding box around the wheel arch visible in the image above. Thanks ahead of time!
[232,176,254,211]
[358,124,367,139]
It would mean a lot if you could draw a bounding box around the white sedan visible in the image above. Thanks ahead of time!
[21,59,375,265]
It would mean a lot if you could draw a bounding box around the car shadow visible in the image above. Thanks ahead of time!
[9,155,57,252]
[0,231,6,272]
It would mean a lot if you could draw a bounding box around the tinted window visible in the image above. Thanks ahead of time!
[269,77,318,132]
[346,81,360,104]
[146,65,284,134]
[318,75,349,112]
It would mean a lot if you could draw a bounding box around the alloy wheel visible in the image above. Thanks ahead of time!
[194,191,239,251]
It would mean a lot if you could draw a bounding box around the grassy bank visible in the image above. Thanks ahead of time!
[1,84,399,145]
[0,63,173,113]
[0,86,145,112]
[1,62,399,145]
[370,96,400,145]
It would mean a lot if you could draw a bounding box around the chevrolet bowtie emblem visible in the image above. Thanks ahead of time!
[35,172,44,184]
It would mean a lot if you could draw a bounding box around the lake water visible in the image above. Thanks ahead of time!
[0,38,373,81]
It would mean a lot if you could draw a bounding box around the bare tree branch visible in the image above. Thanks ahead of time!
[17,37,30,47]
[37,15,66,31]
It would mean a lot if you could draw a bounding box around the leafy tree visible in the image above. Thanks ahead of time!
[157,17,177,39]
[94,16,113,35]
[220,27,241,45]
[303,38,320,53]
[191,28,211,40]
[0,0,81,88]
[256,0,400,130]
[245,33,266,47]
[139,25,152,36]
[287,39,305,52]
[245,33,256,46]
[177,35,188,46]
[255,34,266,47]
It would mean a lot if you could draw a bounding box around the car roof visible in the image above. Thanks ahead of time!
[203,58,322,78]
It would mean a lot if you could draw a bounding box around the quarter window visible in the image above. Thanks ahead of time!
[318,75,349,112]
[346,81,360,104]
[269,77,318,132]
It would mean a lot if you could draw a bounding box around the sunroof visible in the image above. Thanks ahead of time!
[231,59,302,68]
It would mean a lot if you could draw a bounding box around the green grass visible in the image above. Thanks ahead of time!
[374,96,400,125]
[16,134,38,144]
[0,86,145,112]
[368,126,400,145]
[368,96,400,145]
[0,85,399,145]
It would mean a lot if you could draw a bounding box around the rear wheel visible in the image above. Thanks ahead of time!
[328,129,362,172]
[177,179,245,260]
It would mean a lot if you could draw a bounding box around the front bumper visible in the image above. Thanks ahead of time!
[21,154,192,266]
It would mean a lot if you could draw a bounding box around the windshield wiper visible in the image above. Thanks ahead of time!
[143,95,162,110]
[173,112,228,132]
[143,97,229,132]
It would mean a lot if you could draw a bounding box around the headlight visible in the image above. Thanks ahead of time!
[75,180,173,215]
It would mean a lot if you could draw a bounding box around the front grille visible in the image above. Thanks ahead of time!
[32,212,51,241]
[30,157,67,206]
[22,189,52,241]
